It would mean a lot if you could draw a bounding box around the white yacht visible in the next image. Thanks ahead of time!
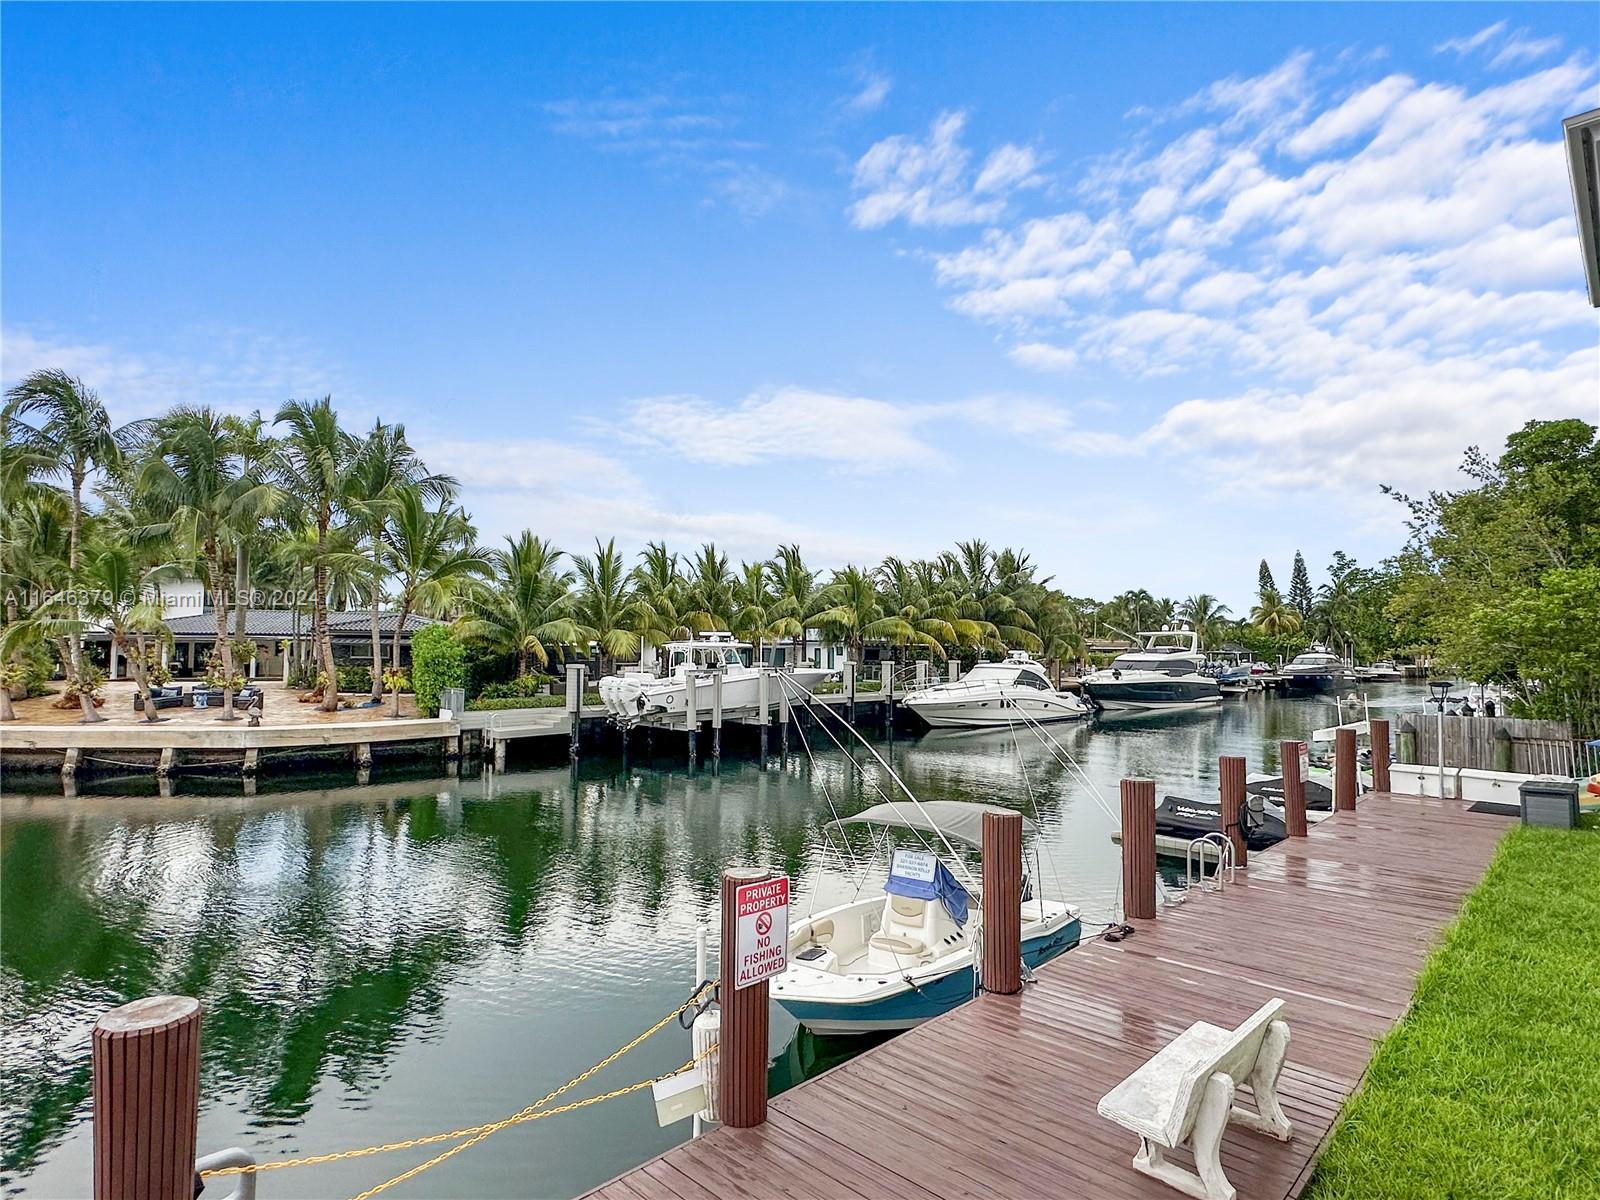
[1082,628,1222,711]
[596,632,831,727]
[1282,648,1344,694]
[900,650,1091,728]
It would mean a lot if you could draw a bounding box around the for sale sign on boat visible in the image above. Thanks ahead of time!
[733,875,790,989]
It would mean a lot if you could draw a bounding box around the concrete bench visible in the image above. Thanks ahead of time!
[1097,998,1293,1200]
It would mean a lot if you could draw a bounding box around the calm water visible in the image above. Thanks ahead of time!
[0,685,1423,1199]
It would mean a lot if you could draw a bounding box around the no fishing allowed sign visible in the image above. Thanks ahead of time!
[733,875,790,989]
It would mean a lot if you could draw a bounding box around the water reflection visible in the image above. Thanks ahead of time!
[1,686,1418,1197]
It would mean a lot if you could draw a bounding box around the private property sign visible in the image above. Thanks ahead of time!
[733,875,790,989]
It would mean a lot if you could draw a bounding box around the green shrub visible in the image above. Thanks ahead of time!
[287,662,318,690]
[476,673,553,700]
[411,624,466,717]
[336,665,373,693]
[465,691,602,711]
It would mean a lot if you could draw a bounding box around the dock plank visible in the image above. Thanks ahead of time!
[582,793,1510,1200]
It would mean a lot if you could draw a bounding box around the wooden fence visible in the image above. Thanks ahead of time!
[1395,714,1590,775]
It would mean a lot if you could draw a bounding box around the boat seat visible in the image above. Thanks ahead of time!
[807,918,835,946]
[866,894,961,969]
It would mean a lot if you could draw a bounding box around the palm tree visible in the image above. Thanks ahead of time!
[384,488,485,677]
[572,537,643,676]
[1179,594,1233,648]
[630,541,693,646]
[461,533,585,675]
[274,397,357,711]
[221,412,279,664]
[138,407,274,720]
[4,370,145,687]
[1250,589,1303,639]
[732,560,799,664]
[768,543,823,667]
[346,420,456,699]
[682,543,736,631]
[815,565,946,663]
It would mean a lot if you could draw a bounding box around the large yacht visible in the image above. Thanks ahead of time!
[900,650,1091,728]
[596,632,831,727]
[1282,648,1343,694]
[1081,628,1223,711]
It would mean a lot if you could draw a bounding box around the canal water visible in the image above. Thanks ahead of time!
[1,684,1425,1199]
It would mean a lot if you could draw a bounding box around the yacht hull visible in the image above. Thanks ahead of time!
[1282,672,1337,695]
[905,693,1088,728]
[1084,677,1222,710]
[599,667,831,727]
[774,916,1080,1034]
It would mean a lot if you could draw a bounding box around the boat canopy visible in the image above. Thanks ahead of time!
[829,800,1037,848]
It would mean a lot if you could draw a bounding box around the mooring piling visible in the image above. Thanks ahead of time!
[1335,727,1358,810]
[685,673,698,770]
[1220,754,1248,868]
[1119,778,1157,919]
[1369,717,1391,793]
[980,810,1024,994]
[718,867,772,1128]
[1281,740,1308,837]
[711,672,723,766]
[93,995,201,1200]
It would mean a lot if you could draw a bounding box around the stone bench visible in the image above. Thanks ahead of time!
[1097,998,1294,1200]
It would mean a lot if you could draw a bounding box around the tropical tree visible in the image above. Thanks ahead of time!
[815,565,946,662]
[274,397,357,711]
[1250,589,1303,640]
[4,370,144,688]
[138,406,275,720]
[731,560,799,663]
[1179,594,1233,648]
[630,541,694,646]
[462,533,585,675]
[768,543,823,666]
[572,537,643,675]
[1289,551,1314,619]
[682,543,736,631]
[383,488,485,677]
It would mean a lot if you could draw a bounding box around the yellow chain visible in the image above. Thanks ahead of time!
[201,983,713,1182]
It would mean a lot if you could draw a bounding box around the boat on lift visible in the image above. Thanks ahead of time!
[1082,628,1222,711]
[900,650,1091,728]
[773,800,1081,1034]
[595,632,830,727]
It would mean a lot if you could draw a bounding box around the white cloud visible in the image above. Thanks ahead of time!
[849,111,1041,229]
[1435,22,1563,70]
[1008,342,1079,373]
[843,71,892,114]
[1285,75,1414,157]
[620,387,944,467]
[1435,22,1508,57]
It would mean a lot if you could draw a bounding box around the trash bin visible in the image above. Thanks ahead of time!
[440,687,465,719]
[1520,779,1580,829]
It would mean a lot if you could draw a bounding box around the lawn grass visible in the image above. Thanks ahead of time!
[1307,816,1600,1200]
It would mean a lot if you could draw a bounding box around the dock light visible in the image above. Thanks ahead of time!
[1428,680,1454,802]
[1564,107,1600,307]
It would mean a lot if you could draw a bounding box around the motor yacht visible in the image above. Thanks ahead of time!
[1282,648,1344,694]
[772,801,1080,1034]
[900,650,1090,728]
[1082,628,1222,711]
[596,632,830,728]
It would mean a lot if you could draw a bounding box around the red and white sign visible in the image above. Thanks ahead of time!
[733,875,790,990]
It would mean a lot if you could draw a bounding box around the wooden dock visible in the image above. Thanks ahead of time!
[584,791,1513,1200]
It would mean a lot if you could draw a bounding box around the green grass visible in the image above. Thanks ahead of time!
[1307,817,1600,1200]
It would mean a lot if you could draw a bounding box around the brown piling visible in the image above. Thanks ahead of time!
[1119,778,1157,920]
[93,995,201,1200]
[718,867,771,1128]
[981,810,1024,993]
[1281,740,1308,838]
[1369,718,1391,793]
[1335,727,1358,811]
[1220,755,1248,868]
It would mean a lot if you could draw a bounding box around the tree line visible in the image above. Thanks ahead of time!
[4,371,1592,730]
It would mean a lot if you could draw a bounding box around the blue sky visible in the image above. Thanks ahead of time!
[5,3,1598,610]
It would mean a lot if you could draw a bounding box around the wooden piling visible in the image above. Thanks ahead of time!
[757,671,770,756]
[1281,740,1308,837]
[718,867,771,1128]
[776,680,789,755]
[685,673,698,769]
[1335,727,1358,810]
[93,995,201,1200]
[980,810,1023,995]
[711,672,723,763]
[844,661,856,723]
[1119,779,1157,920]
[568,664,585,762]
[1369,718,1391,793]
[1220,755,1248,868]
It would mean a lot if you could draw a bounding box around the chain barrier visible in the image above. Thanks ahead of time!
[200,982,715,1196]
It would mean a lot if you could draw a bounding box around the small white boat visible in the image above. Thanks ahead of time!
[1282,649,1344,694]
[596,632,830,727]
[772,801,1080,1034]
[1082,628,1222,711]
[900,650,1090,728]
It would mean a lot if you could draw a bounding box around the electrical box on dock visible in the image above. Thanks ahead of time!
[1519,780,1579,829]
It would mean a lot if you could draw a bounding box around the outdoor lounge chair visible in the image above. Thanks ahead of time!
[133,686,185,712]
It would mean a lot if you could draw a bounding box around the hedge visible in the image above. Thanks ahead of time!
[410,624,466,717]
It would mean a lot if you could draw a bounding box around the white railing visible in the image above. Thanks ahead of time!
[1185,833,1237,892]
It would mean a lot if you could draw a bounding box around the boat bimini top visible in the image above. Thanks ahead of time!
[828,800,1038,849]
